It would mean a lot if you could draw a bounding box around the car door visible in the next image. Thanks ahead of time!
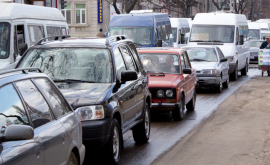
[182,52,195,103]
[34,78,80,162]
[15,79,68,165]
[0,83,44,165]
[217,47,229,82]
[127,43,145,119]
[180,54,189,102]
[119,45,139,125]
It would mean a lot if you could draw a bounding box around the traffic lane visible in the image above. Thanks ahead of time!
[82,69,260,165]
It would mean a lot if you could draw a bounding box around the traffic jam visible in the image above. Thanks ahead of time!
[0,2,268,165]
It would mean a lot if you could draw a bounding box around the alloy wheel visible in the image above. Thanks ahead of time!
[113,127,120,160]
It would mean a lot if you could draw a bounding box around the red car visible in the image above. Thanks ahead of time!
[137,48,197,121]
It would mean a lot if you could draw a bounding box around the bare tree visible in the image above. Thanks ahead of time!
[166,0,198,18]
[211,0,228,10]
[112,0,139,14]
[233,0,248,14]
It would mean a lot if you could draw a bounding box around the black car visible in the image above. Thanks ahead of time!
[16,36,152,165]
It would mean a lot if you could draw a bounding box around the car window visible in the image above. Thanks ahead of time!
[0,84,29,135]
[15,80,53,129]
[180,54,186,69]
[183,53,191,68]
[119,46,137,71]
[28,25,45,46]
[34,78,73,119]
[114,47,127,81]
[217,48,225,58]
[128,43,143,71]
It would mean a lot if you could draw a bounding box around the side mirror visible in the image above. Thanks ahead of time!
[239,35,244,45]
[183,68,192,74]
[220,57,227,62]
[121,70,138,82]
[157,39,162,47]
[181,34,185,44]
[19,43,28,55]
[2,125,34,143]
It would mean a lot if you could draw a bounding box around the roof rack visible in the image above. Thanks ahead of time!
[0,68,42,75]
[34,35,71,46]
[106,35,128,45]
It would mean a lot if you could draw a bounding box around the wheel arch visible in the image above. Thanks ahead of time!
[71,147,80,165]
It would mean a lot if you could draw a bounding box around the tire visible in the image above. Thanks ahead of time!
[186,89,196,111]
[223,78,229,89]
[172,96,184,121]
[241,62,248,76]
[104,119,121,165]
[68,152,78,165]
[215,77,223,93]
[230,65,238,81]
[132,102,151,144]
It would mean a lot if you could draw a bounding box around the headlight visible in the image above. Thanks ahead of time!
[166,90,173,97]
[157,90,164,97]
[76,105,104,121]
[202,69,217,74]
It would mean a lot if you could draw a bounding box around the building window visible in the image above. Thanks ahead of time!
[75,4,86,24]
[61,4,71,24]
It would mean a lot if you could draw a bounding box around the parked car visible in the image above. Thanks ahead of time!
[183,46,229,93]
[137,47,196,121]
[189,12,250,81]
[0,3,69,70]
[250,40,264,64]
[0,68,85,165]
[16,36,152,165]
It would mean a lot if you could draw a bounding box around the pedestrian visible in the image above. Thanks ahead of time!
[96,28,106,37]
[260,35,270,49]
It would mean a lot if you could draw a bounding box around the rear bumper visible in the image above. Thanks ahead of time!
[151,102,180,111]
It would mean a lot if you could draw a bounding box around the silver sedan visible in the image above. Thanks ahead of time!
[183,46,229,93]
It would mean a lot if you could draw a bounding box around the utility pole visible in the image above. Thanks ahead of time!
[229,0,234,12]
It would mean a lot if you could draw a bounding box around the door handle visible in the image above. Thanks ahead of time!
[131,86,135,91]
[61,133,66,144]
[34,146,41,158]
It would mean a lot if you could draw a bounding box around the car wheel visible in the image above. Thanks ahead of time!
[186,89,196,111]
[222,78,229,89]
[230,65,238,81]
[132,102,151,144]
[215,77,223,93]
[68,152,78,165]
[172,96,184,121]
[104,119,121,165]
[241,62,248,75]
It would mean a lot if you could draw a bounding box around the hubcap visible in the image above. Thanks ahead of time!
[113,127,119,160]
[144,108,150,137]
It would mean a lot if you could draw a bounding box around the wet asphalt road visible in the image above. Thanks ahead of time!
[84,67,260,165]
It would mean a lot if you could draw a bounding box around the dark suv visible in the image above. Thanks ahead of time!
[16,36,152,164]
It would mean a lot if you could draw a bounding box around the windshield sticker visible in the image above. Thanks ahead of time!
[62,29,66,35]
[191,33,209,41]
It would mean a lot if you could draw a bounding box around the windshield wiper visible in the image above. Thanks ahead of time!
[190,40,207,42]
[149,72,165,76]
[54,79,96,83]
[0,113,27,125]
[207,40,223,42]
[192,59,208,62]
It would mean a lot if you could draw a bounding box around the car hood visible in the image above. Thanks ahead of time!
[148,74,180,88]
[191,62,217,71]
[56,83,112,109]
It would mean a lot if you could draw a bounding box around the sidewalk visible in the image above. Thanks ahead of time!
[153,76,270,165]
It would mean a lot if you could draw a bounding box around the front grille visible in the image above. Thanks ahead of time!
[149,88,176,99]
[250,51,258,56]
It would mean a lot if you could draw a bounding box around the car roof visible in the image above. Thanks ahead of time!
[0,68,50,87]
[31,37,132,49]
[137,47,185,55]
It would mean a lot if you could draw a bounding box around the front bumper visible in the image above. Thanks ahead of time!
[151,102,180,111]
[81,118,111,147]
[79,144,86,165]
[197,74,220,87]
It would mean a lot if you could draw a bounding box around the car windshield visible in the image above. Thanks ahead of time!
[17,48,112,83]
[249,29,260,40]
[108,27,153,46]
[186,48,218,62]
[190,25,235,43]
[250,41,263,48]
[261,32,270,39]
[139,54,180,74]
[0,22,10,59]
[172,28,177,42]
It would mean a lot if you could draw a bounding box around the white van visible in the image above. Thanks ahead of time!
[188,12,250,80]
[170,18,190,47]
[248,22,261,40]
[0,3,69,70]
[257,22,269,31]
